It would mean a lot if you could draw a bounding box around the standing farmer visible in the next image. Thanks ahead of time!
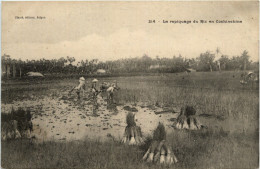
[91,78,99,114]
[107,81,120,106]
[69,77,86,99]
[91,78,99,97]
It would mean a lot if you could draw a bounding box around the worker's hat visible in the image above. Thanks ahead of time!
[92,78,98,83]
[79,77,85,81]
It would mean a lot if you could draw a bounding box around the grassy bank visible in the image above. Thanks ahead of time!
[2,129,258,169]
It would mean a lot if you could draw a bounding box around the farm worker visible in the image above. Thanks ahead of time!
[91,78,100,100]
[91,78,100,113]
[69,77,86,99]
[107,82,119,105]
[100,82,111,92]
[91,78,99,93]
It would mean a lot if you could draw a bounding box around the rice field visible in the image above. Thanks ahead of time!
[1,71,259,169]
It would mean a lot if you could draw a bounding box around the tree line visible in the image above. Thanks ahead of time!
[1,49,258,78]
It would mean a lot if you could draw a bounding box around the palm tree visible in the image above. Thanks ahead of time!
[241,50,250,70]
[17,59,24,78]
[12,59,17,77]
[2,54,12,78]
[67,56,75,65]
[206,51,215,72]
[215,47,222,71]
[218,55,229,71]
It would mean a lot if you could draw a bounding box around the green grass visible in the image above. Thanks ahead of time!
[1,71,259,168]
[2,130,258,169]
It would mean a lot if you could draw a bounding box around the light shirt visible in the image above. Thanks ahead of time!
[107,86,114,93]
[75,80,85,90]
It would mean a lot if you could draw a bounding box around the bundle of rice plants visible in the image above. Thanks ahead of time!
[143,123,178,165]
[122,112,144,145]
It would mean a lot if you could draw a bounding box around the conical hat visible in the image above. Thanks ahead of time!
[92,78,98,83]
[79,77,85,81]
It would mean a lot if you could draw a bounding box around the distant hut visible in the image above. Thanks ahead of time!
[96,69,106,74]
[26,72,44,77]
[149,65,160,69]
[149,65,167,70]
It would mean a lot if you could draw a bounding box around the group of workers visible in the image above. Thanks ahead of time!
[69,76,119,106]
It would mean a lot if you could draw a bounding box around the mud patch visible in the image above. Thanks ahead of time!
[2,92,179,142]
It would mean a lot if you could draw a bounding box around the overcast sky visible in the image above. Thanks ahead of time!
[2,1,259,62]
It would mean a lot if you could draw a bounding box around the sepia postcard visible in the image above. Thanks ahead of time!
[1,1,259,169]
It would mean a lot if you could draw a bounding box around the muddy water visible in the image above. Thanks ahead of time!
[1,93,180,142]
[2,89,253,142]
